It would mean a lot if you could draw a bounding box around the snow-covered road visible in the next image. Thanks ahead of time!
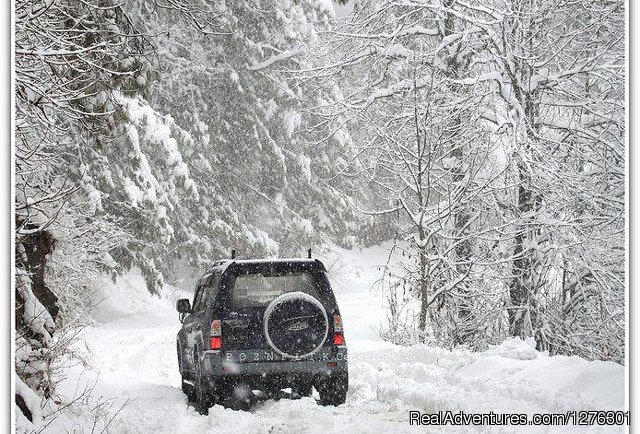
[20,245,626,433]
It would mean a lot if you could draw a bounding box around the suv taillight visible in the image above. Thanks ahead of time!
[210,319,222,350]
[334,315,345,346]
[334,314,343,332]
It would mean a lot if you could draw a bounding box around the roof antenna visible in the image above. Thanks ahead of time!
[231,249,236,259]
[307,248,312,259]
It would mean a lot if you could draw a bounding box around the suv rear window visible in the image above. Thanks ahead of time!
[230,271,320,308]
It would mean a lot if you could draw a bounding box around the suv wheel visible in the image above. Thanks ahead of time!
[318,373,348,406]
[293,382,312,398]
[177,344,196,402]
[194,355,213,415]
[183,380,196,403]
[262,385,282,400]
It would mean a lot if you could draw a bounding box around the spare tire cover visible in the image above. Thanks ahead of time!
[263,291,328,359]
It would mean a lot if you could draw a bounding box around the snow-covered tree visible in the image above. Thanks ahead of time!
[324,0,624,359]
[15,0,210,420]
[447,0,625,360]
[123,0,359,283]
[317,0,508,348]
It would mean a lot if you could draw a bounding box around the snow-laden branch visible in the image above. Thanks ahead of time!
[246,50,299,71]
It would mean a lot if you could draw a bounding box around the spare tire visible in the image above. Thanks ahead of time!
[263,291,328,359]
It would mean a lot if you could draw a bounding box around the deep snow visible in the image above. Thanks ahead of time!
[16,244,626,433]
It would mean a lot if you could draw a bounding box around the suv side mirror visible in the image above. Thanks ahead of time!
[176,298,191,314]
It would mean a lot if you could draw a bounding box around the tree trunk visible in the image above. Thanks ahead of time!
[16,221,59,322]
[509,169,534,338]
[443,1,473,344]
[418,248,429,333]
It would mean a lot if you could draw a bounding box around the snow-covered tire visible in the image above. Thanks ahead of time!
[176,343,184,375]
[177,343,197,402]
[262,384,282,400]
[194,355,213,415]
[318,373,348,406]
[293,382,313,398]
[182,378,196,402]
[263,291,328,359]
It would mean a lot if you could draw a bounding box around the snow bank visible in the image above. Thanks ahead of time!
[363,338,624,418]
[88,269,183,326]
[457,338,625,411]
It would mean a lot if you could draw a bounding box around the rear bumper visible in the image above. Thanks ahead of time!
[201,346,348,385]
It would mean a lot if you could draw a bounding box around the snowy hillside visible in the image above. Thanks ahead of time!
[16,245,626,433]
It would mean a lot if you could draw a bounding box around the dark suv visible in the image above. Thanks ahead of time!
[176,257,348,414]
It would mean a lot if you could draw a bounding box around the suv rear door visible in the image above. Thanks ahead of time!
[220,263,335,354]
